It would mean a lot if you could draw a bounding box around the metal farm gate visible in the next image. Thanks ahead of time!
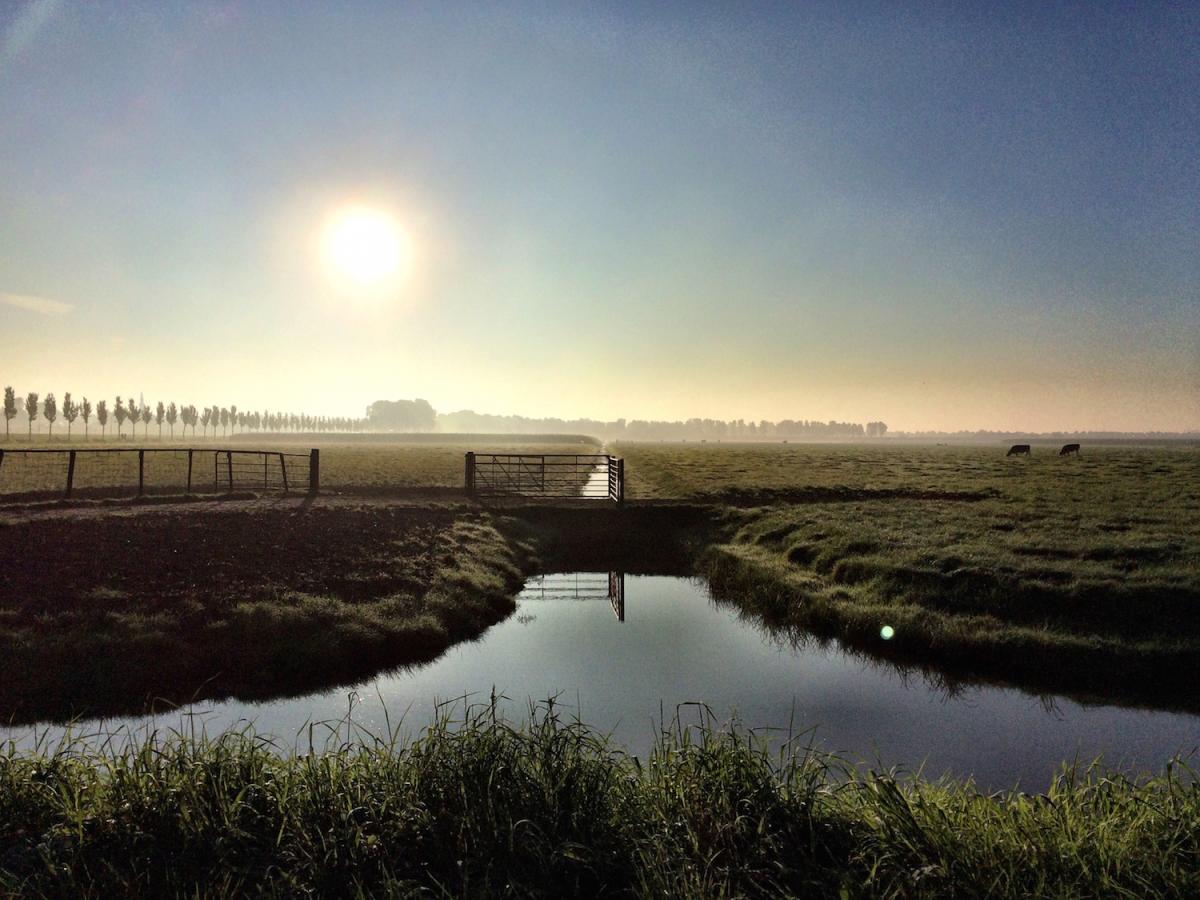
[464,452,623,504]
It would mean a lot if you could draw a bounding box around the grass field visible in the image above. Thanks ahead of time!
[2,704,1196,897]
[319,439,601,490]
[2,439,1198,717]
[2,439,1198,895]
[614,439,1199,501]
[614,441,1200,708]
[0,500,533,724]
[0,436,602,499]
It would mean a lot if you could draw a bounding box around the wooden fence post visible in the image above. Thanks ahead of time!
[138,450,145,496]
[279,453,289,493]
[465,452,475,494]
[66,450,76,498]
[226,451,234,493]
[186,449,193,493]
[308,449,320,494]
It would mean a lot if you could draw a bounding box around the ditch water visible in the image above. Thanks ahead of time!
[581,463,610,497]
[6,574,1199,792]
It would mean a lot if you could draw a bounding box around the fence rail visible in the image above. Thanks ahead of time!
[0,448,319,501]
[464,453,623,503]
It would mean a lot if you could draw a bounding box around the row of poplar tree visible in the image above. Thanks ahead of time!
[2,387,366,441]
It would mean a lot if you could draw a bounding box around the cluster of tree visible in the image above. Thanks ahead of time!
[434,409,885,441]
[365,398,437,431]
[3,385,368,441]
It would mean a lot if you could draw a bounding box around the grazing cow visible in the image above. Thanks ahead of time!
[1059,443,1080,457]
[1006,444,1031,457]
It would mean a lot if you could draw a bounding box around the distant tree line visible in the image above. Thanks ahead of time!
[4,382,888,443]
[435,409,885,441]
[3,384,368,441]
[892,429,1196,440]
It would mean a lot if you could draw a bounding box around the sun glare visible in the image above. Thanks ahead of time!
[320,205,410,290]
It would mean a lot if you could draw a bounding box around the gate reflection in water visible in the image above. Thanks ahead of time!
[522,572,625,621]
[5,574,1199,793]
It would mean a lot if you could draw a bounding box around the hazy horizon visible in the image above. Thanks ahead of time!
[3,2,1197,433]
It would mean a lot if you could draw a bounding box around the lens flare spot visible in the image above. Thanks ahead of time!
[880,625,895,640]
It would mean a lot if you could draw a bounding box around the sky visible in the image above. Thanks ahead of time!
[1,1,1197,432]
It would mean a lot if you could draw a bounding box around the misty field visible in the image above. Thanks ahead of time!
[616,439,1198,498]
[620,443,1199,609]
[319,439,601,489]
[0,437,599,499]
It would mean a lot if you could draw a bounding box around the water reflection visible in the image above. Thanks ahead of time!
[522,572,625,621]
[3,574,1197,792]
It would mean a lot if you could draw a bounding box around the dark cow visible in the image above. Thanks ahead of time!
[1059,443,1080,456]
[1006,444,1031,457]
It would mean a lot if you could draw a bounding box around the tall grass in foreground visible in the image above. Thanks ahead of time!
[1,702,1196,897]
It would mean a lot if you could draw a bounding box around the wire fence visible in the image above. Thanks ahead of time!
[0,448,318,502]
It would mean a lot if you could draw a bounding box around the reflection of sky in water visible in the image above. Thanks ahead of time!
[5,575,1198,792]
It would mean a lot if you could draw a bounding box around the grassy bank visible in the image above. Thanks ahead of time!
[703,534,1200,712]
[3,440,1199,726]
[0,502,532,724]
[612,442,1200,709]
[2,706,1195,897]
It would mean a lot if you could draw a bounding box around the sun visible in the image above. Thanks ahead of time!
[320,205,410,289]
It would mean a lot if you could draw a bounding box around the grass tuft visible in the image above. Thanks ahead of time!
[1,704,1196,897]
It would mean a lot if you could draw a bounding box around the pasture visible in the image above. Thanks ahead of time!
[617,442,1200,633]
[317,439,600,491]
[0,436,600,499]
[620,441,1200,707]
[2,439,1197,717]
[2,438,1199,897]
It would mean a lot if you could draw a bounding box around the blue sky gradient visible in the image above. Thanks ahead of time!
[2,1,1196,430]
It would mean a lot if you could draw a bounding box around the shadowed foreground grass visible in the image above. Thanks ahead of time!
[1,704,1196,898]
[0,504,532,724]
